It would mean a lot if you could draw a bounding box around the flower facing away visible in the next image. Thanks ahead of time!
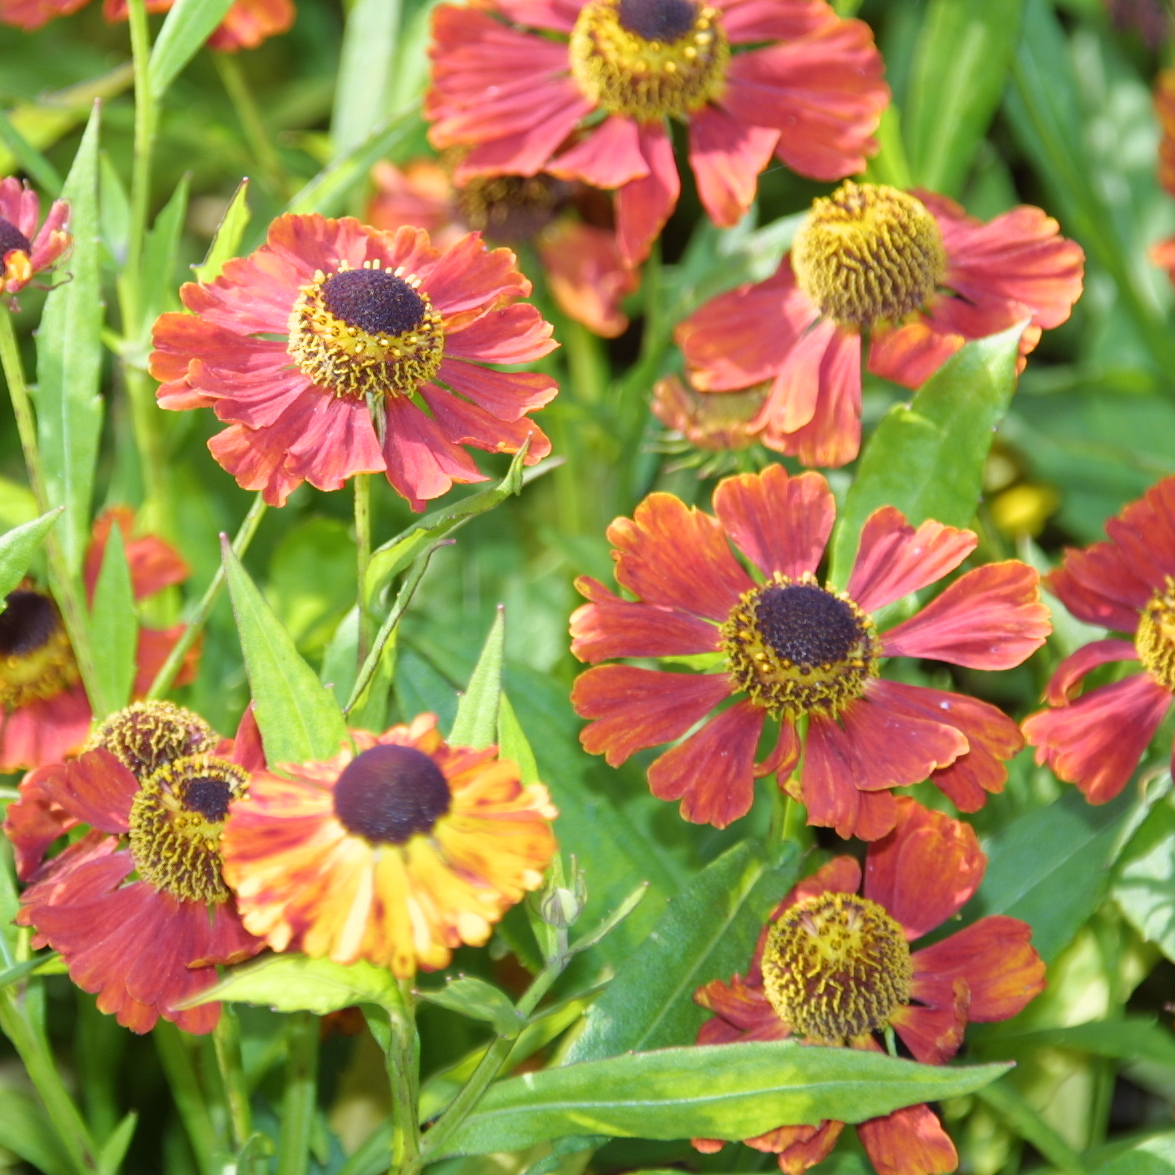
[425,0,888,267]
[0,507,197,772]
[0,0,293,50]
[0,176,69,298]
[570,464,1051,837]
[692,799,1045,1175]
[1022,476,1175,804]
[221,713,558,976]
[369,157,640,338]
[2,702,266,1033]
[150,214,557,510]
[676,181,1085,468]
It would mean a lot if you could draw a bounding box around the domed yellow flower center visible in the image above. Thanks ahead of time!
[569,0,729,120]
[0,587,80,710]
[791,182,947,331]
[721,574,880,718]
[1136,579,1175,693]
[129,754,249,904]
[87,701,220,778]
[287,261,445,401]
[761,892,912,1044]
[332,743,452,845]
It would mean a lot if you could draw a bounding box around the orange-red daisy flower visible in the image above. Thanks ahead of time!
[1022,476,1175,804]
[570,464,1050,838]
[0,176,69,298]
[2,702,266,1033]
[150,214,557,510]
[676,181,1085,468]
[693,799,1045,1175]
[369,158,639,338]
[0,506,197,772]
[0,0,293,49]
[221,712,558,976]
[425,0,888,267]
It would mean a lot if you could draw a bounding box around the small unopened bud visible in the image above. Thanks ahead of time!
[538,857,587,929]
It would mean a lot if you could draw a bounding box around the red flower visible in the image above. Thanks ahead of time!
[0,176,69,297]
[150,213,557,510]
[693,799,1045,1175]
[425,0,888,267]
[1023,476,1175,803]
[369,158,639,338]
[0,0,293,48]
[0,507,197,772]
[2,702,266,1033]
[677,182,1085,468]
[570,464,1050,838]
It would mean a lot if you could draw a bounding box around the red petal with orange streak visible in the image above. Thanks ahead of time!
[1102,475,1175,595]
[891,987,969,1065]
[1047,540,1150,633]
[0,684,91,773]
[85,507,189,603]
[694,973,788,1043]
[1044,639,1139,706]
[689,104,780,228]
[840,692,968,791]
[615,121,680,268]
[548,116,649,189]
[801,716,898,840]
[749,1120,843,1173]
[856,1103,957,1175]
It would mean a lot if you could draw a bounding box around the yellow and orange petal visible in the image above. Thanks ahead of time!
[0,176,70,297]
[222,712,558,976]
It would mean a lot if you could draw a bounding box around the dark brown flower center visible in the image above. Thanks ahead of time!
[321,268,427,337]
[0,217,31,257]
[617,0,696,41]
[756,583,861,666]
[761,893,912,1044]
[333,744,451,845]
[181,775,234,822]
[86,701,220,779]
[0,590,58,657]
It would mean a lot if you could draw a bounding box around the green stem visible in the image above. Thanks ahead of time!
[0,986,98,1174]
[122,0,156,330]
[124,365,171,532]
[0,309,102,709]
[354,472,373,670]
[388,979,420,1174]
[146,493,267,699]
[213,1006,253,1152]
[975,1081,1089,1175]
[276,1011,319,1175]
[154,1021,216,1175]
[214,53,290,200]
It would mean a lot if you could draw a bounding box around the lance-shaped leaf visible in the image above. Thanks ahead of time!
[34,103,103,579]
[191,177,250,284]
[449,607,505,750]
[829,322,1024,586]
[1113,796,1175,964]
[417,977,524,1037]
[431,1042,1011,1158]
[148,0,237,98]
[135,174,190,346]
[221,537,348,766]
[331,0,402,157]
[88,524,137,718]
[0,510,61,605]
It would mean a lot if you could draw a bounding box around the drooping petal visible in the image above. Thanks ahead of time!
[0,685,92,773]
[864,796,985,941]
[615,121,680,268]
[444,303,557,363]
[719,0,835,43]
[881,562,1050,669]
[85,507,189,603]
[866,315,966,390]
[491,0,581,32]
[548,116,649,189]
[688,104,780,228]
[845,507,977,615]
[572,665,732,766]
[569,576,721,662]
[536,219,639,339]
[1044,639,1140,706]
[607,492,753,621]
[890,994,968,1066]
[381,395,486,512]
[694,972,788,1042]
[1047,540,1151,633]
[1023,672,1171,804]
[647,700,765,828]
[801,715,897,841]
[206,417,311,507]
[437,359,558,420]
[747,1121,843,1173]
[422,231,532,317]
[856,1103,957,1175]
[283,393,387,493]
[1102,475,1175,595]
[712,465,835,581]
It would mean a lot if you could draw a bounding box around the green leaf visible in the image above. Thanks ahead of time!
[192,177,251,283]
[416,977,524,1037]
[97,1111,138,1175]
[979,1017,1175,1071]
[965,786,1136,963]
[498,693,539,785]
[0,106,63,196]
[34,102,104,579]
[135,173,190,344]
[88,523,137,718]
[148,0,237,99]
[221,537,348,766]
[565,840,799,1062]
[0,1088,72,1175]
[1095,1134,1175,1175]
[904,0,1023,196]
[449,607,505,750]
[366,447,535,603]
[1112,796,1175,962]
[828,323,1024,587]
[432,1042,1011,1159]
[0,509,61,605]
[330,0,402,157]
[0,958,44,991]
[184,953,401,1015]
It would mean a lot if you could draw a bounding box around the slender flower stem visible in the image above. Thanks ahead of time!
[0,309,102,708]
[276,1011,319,1175]
[146,493,268,700]
[212,1007,252,1152]
[0,987,98,1175]
[122,0,156,330]
[354,473,374,669]
[213,53,290,201]
[154,1021,216,1175]
[388,979,420,1174]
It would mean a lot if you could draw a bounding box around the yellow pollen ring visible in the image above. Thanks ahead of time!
[761,892,912,1045]
[1137,578,1175,693]
[568,0,729,120]
[791,181,947,331]
[286,259,445,402]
